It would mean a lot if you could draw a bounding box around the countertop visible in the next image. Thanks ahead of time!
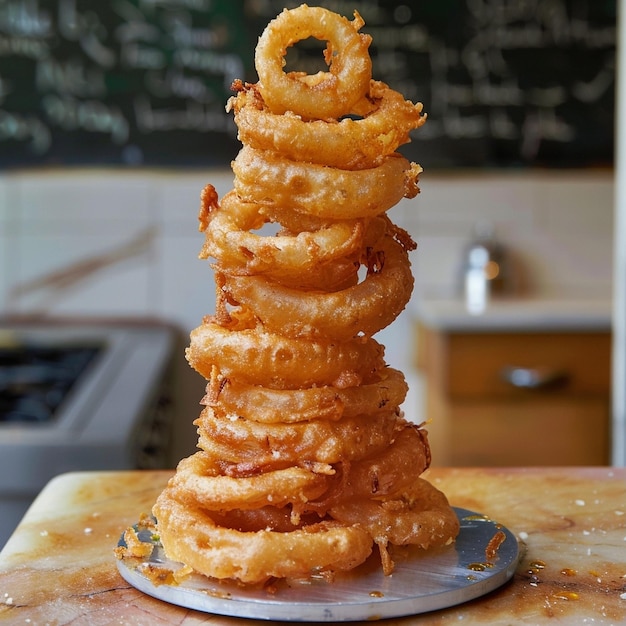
[0,467,625,625]
[414,297,612,332]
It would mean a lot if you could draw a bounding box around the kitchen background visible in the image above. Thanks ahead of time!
[0,1,620,544]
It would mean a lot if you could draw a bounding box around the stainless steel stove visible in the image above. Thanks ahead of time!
[0,320,176,546]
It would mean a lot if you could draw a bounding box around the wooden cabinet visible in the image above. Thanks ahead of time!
[416,324,611,466]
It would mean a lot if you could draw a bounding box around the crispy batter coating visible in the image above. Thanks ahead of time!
[151,4,458,585]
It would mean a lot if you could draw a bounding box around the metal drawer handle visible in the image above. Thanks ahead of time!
[501,366,570,390]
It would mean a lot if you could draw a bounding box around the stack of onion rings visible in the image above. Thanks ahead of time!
[152,4,459,585]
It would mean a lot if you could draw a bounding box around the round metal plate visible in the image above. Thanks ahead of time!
[116,507,521,622]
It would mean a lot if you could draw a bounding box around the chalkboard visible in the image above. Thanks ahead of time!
[0,0,256,168]
[0,0,617,169]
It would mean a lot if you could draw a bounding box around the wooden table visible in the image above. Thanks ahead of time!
[0,467,624,625]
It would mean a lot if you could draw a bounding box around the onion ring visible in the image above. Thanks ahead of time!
[195,406,401,468]
[254,5,372,119]
[169,452,331,510]
[301,423,431,519]
[232,146,422,219]
[200,189,364,277]
[330,478,460,549]
[231,80,426,169]
[186,318,385,388]
[340,424,431,500]
[201,367,408,424]
[222,233,414,340]
[154,487,373,584]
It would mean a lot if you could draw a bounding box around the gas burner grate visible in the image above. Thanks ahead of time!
[0,344,102,424]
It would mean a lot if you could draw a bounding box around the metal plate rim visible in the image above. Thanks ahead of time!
[116,507,521,622]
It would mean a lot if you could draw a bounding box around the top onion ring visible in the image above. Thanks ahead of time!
[254,5,372,120]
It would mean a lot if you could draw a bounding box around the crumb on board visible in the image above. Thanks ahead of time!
[485,530,507,561]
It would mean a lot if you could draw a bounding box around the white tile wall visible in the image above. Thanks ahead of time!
[0,169,227,331]
[406,169,615,300]
[148,170,234,331]
[532,175,615,296]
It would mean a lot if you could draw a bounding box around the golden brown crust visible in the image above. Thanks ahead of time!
[150,5,458,585]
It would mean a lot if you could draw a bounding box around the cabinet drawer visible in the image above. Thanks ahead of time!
[429,330,611,398]
[448,397,610,466]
